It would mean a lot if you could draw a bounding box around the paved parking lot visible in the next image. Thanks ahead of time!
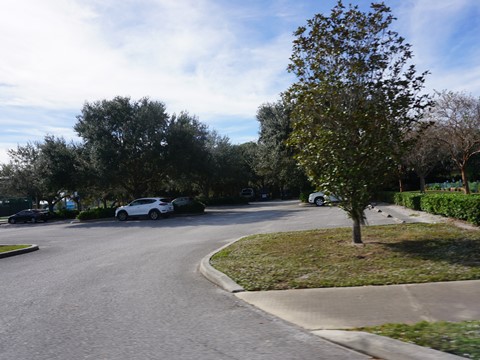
[0,201,400,360]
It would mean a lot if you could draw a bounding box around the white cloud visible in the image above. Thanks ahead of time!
[1,0,480,166]
[0,0,300,149]
[394,0,480,95]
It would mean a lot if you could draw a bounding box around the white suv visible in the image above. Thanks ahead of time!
[308,191,339,207]
[115,197,174,221]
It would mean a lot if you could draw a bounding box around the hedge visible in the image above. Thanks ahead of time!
[380,191,480,226]
[393,192,423,211]
[77,207,116,220]
[420,193,480,225]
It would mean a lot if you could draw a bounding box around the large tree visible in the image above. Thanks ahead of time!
[0,136,80,210]
[404,123,450,193]
[74,96,169,199]
[285,1,430,244]
[164,112,210,193]
[428,90,480,194]
[256,101,306,197]
[0,142,43,204]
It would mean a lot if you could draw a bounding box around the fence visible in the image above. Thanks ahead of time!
[0,197,33,217]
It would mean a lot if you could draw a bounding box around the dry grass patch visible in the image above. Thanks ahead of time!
[210,223,480,290]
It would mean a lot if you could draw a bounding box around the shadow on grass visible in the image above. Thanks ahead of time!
[384,238,480,268]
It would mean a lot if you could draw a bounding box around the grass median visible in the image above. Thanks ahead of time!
[210,223,480,291]
[0,245,31,253]
[358,320,480,360]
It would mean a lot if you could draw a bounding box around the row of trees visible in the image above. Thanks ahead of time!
[0,97,308,211]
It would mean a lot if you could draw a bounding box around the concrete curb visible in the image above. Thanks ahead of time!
[0,244,39,259]
[199,239,245,293]
[313,330,467,360]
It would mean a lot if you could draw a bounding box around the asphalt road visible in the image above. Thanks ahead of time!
[0,201,398,360]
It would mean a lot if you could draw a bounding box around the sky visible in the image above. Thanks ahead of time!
[1,0,480,164]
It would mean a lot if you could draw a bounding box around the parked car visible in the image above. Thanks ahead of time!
[172,197,205,214]
[240,188,255,199]
[8,209,50,224]
[115,197,174,221]
[171,197,194,207]
[308,191,339,207]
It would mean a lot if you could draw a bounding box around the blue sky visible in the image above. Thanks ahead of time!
[1,0,480,164]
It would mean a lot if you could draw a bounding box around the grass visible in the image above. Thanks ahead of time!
[357,321,480,359]
[0,245,31,253]
[210,223,480,291]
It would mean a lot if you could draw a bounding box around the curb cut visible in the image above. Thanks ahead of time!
[199,239,245,293]
[313,330,467,360]
[0,244,39,259]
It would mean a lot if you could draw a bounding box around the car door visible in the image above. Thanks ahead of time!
[17,210,32,222]
[126,200,145,216]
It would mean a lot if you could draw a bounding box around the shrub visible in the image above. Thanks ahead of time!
[53,209,80,219]
[77,207,116,220]
[377,191,480,225]
[173,201,205,214]
[420,193,480,225]
[374,191,396,204]
[393,192,423,210]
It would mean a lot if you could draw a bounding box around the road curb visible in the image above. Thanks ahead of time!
[199,239,245,293]
[0,244,39,259]
[313,330,467,360]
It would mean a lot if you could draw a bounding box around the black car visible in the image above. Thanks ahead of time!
[8,209,49,224]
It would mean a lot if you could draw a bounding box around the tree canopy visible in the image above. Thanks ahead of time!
[74,96,169,198]
[427,90,480,194]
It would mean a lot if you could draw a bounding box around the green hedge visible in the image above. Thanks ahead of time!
[77,207,116,220]
[53,209,80,219]
[381,192,480,226]
[420,193,480,225]
[393,192,423,211]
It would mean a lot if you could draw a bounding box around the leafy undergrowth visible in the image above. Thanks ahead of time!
[357,321,480,359]
[210,223,480,290]
[0,245,30,253]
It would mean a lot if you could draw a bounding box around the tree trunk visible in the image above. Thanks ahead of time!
[352,218,363,244]
[461,165,470,194]
[398,178,404,192]
[419,176,426,193]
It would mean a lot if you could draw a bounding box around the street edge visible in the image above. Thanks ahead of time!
[0,244,39,259]
[313,330,467,360]
[199,239,245,293]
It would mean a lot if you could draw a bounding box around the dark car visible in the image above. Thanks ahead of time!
[8,209,49,224]
[172,197,205,214]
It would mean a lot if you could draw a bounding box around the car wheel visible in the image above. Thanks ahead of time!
[8,218,16,224]
[149,209,160,220]
[314,197,325,206]
[117,211,128,221]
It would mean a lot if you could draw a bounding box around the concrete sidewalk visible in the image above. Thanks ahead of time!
[234,281,479,360]
[235,280,480,330]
